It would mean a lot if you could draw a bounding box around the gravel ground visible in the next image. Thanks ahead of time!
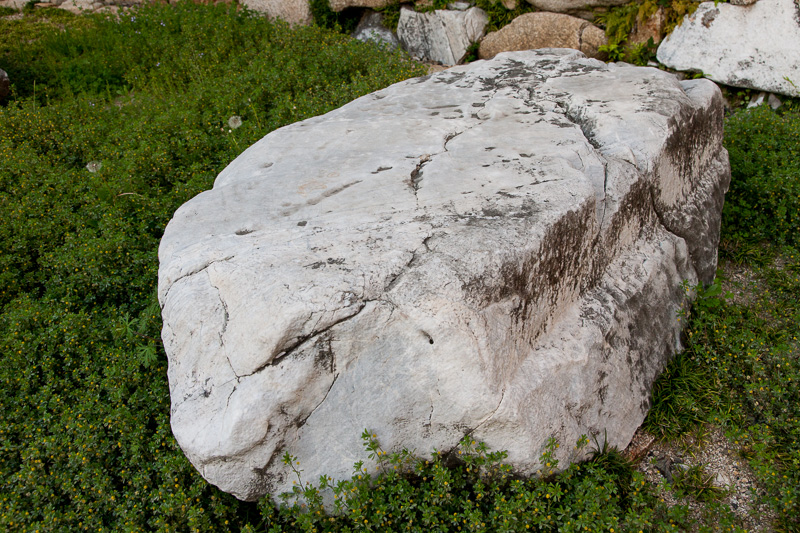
[624,426,778,531]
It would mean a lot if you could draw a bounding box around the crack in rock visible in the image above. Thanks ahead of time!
[298,372,339,428]
[383,233,433,293]
[240,302,367,378]
[470,387,507,436]
[161,255,234,307]
[409,154,431,201]
[443,130,463,151]
[205,269,238,380]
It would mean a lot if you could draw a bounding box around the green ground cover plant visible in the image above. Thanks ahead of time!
[644,100,800,530]
[594,0,698,65]
[1,2,798,531]
[309,0,362,33]
[0,4,424,531]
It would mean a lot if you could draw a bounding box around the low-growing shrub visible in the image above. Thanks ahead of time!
[260,432,692,532]
[595,0,698,65]
[643,253,800,529]
[0,4,424,531]
[722,104,800,249]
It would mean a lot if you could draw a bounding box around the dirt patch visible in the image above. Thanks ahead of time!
[625,425,778,531]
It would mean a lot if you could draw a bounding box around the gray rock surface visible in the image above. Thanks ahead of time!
[159,49,730,502]
[329,0,394,12]
[525,0,630,13]
[353,11,400,50]
[479,12,607,60]
[0,69,9,101]
[240,0,313,26]
[657,0,800,97]
[397,6,488,65]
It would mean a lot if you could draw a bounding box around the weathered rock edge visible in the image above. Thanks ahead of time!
[158,49,730,502]
[656,0,800,97]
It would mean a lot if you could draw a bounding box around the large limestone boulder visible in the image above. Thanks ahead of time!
[397,6,489,65]
[240,0,313,26]
[479,12,607,60]
[159,49,730,502]
[657,0,800,97]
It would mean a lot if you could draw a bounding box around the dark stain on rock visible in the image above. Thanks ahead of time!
[701,8,718,28]
[463,204,594,345]
[481,207,505,217]
[313,332,335,373]
[584,178,654,292]
[433,72,466,85]
[658,87,728,284]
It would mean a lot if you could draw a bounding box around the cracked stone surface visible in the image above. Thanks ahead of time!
[158,49,730,502]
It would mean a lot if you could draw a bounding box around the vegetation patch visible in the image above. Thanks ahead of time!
[594,0,698,65]
[309,0,362,34]
[0,4,423,531]
[643,100,800,531]
[1,2,798,531]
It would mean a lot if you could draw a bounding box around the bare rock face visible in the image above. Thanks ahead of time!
[657,0,800,97]
[525,0,630,14]
[240,0,313,26]
[479,13,607,60]
[397,5,489,65]
[159,50,730,502]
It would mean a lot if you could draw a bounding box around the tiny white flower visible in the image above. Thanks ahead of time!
[228,115,243,129]
[86,161,102,173]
